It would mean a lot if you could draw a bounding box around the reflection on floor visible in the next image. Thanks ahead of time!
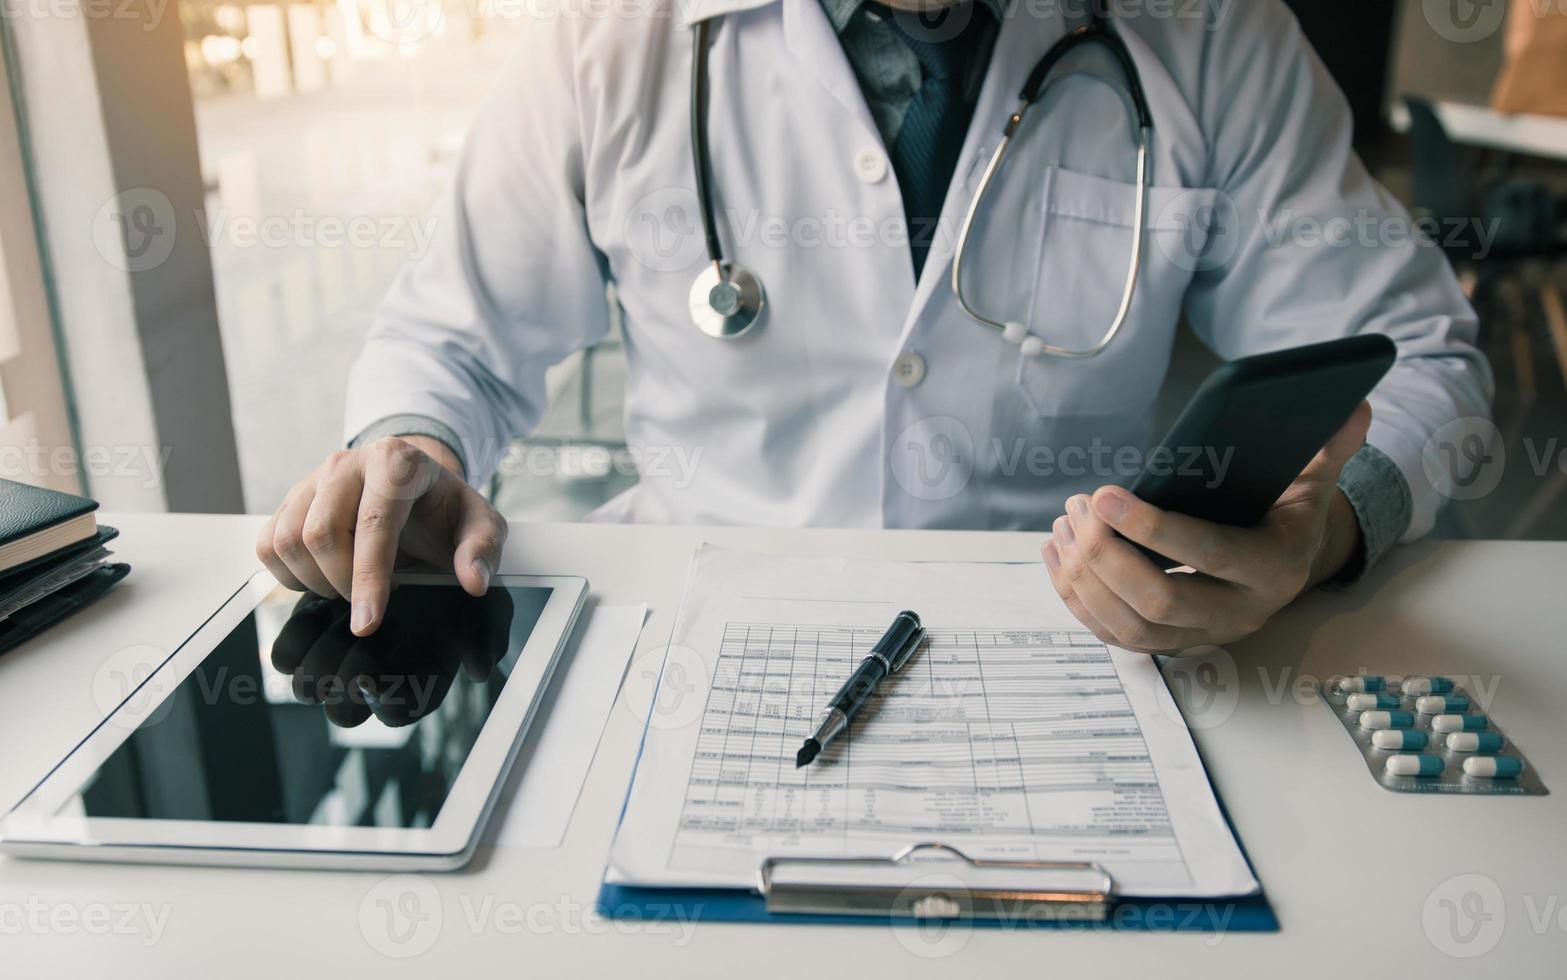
[197,28,521,514]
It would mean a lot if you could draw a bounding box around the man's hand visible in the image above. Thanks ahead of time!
[257,436,507,637]
[1041,402,1372,653]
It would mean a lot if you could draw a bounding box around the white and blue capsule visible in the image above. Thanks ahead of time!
[1432,713,1488,733]
[1416,695,1471,714]
[1401,676,1455,696]
[1336,676,1387,693]
[1359,710,1415,730]
[1347,692,1400,711]
[1446,732,1504,753]
[1386,754,1445,777]
[1372,729,1429,751]
[1462,756,1524,779]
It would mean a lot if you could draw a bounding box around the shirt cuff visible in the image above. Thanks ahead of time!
[349,414,469,476]
[1332,443,1414,584]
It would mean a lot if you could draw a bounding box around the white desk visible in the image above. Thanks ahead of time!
[2,514,1564,976]
[1389,98,1567,161]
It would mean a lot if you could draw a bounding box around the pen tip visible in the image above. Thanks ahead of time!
[795,740,819,768]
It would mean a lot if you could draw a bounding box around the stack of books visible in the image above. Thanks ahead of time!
[0,479,130,655]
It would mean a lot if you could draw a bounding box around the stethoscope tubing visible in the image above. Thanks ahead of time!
[687,13,1154,358]
[689,18,726,270]
[951,22,1154,358]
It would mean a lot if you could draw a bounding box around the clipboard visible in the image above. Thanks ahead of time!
[597,552,1276,933]
[596,742,1277,932]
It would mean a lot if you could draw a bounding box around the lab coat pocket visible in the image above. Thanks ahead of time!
[1016,166,1218,418]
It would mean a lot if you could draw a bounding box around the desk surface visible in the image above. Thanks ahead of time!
[2,515,1564,976]
[1389,98,1567,160]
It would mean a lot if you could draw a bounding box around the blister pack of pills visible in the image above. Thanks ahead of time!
[1322,674,1547,795]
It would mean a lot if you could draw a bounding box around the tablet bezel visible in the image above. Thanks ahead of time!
[0,570,586,870]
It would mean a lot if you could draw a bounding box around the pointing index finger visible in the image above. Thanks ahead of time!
[350,441,442,635]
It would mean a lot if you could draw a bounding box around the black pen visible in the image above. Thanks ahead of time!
[795,610,925,767]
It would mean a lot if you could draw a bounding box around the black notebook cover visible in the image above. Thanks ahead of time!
[0,479,99,548]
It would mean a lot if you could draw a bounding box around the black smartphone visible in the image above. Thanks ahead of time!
[1126,334,1397,569]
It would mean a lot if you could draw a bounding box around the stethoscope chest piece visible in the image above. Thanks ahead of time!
[689,261,766,339]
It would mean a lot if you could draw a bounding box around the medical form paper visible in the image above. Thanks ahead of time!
[606,547,1259,899]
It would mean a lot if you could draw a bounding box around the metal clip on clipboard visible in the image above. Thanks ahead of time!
[757,843,1115,921]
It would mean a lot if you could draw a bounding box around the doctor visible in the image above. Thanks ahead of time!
[258,0,1491,652]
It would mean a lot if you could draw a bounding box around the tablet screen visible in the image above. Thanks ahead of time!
[64,583,550,830]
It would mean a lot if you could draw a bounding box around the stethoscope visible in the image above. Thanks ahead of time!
[686,11,1153,358]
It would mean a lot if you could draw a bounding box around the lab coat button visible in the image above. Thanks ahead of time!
[892,351,926,387]
[854,148,888,184]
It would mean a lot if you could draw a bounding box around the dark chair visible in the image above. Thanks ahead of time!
[1403,95,1567,536]
[1403,95,1567,400]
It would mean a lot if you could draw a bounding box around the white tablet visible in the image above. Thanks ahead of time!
[0,570,586,871]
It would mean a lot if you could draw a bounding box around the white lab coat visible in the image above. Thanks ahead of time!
[346,0,1491,539]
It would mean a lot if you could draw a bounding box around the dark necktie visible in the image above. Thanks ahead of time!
[883,5,990,278]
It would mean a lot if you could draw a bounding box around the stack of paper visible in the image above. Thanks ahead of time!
[605,546,1258,899]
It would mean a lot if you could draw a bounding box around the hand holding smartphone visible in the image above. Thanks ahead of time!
[1125,334,1397,568]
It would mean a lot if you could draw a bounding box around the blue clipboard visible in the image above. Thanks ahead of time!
[597,655,1278,933]
[596,776,1276,932]
[596,885,1276,933]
